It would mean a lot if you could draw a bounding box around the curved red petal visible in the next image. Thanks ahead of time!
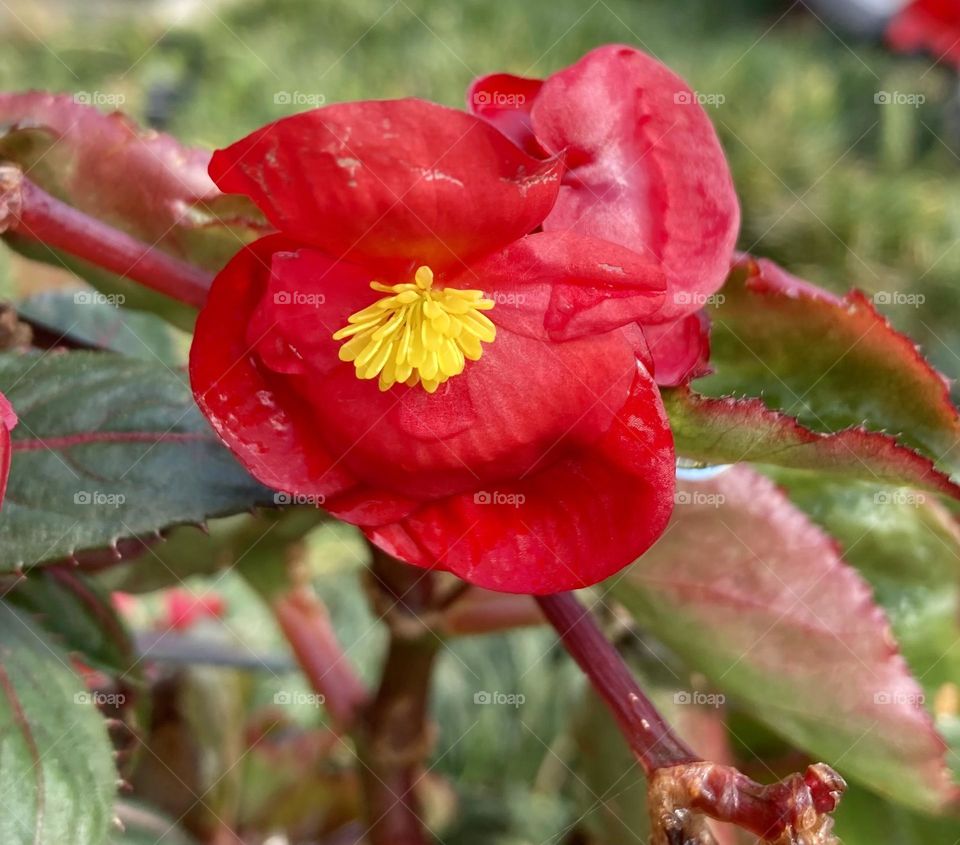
[888,0,960,68]
[466,73,546,157]
[189,235,355,498]
[451,231,666,341]
[643,312,711,387]
[530,45,739,321]
[364,365,676,593]
[209,99,563,271]
[0,392,15,510]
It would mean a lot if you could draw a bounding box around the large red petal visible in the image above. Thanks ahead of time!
[209,99,563,272]
[364,366,676,594]
[189,235,356,499]
[449,230,666,341]
[529,45,740,321]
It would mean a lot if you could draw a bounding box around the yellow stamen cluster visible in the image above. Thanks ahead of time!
[332,266,495,393]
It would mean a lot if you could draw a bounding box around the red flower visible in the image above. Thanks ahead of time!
[163,589,225,632]
[0,392,17,510]
[888,0,960,68]
[190,46,738,594]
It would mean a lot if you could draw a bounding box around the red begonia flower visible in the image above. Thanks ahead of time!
[0,392,17,510]
[888,0,960,68]
[467,45,740,386]
[163,589,225,632]
[191,50,736,594]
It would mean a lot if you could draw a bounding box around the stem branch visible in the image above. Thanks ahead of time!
[1,167,212,307]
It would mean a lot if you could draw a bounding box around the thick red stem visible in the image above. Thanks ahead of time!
[536,591,698,773]
[2,169,212,307]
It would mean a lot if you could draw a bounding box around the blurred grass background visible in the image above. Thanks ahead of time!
[3,1,960,841]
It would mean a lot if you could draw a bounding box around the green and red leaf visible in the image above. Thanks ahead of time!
[616,466,958,813]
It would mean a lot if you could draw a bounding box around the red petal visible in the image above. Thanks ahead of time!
[0,392,16,510]
[209,99,563,272]
[364,366,676,594]
[247,246,644,502]
[189,235,355,499]
[888,0,960,68]
[452,231,666,341]
[643,312,711,387]
[529,45,739,321]
[466,73,545,156]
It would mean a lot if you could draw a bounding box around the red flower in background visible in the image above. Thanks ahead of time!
[888,0,960,68]
[0,392,17,510]
[190,45,738,594]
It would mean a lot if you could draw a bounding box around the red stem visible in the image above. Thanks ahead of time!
[2,170,212,307]
[536,591,698,773]
[272,586,368,731]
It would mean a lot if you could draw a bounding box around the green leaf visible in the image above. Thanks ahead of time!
[0,602,116,845]
[8,568,136,676]
[700,258,960,476]
[0,351,273,569]
[17,290,190,366]
[663,385,960,498]
[109,803,198,845]
[614,466,957,813]
[769,469,960,785]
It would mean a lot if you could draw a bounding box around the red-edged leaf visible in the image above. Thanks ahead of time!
[701,257,960,478]
[663,385,960,499]
[615,466,958,813]
[0,93,268,324]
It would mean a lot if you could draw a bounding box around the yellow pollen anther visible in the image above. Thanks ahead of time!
[332,265,496,393]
